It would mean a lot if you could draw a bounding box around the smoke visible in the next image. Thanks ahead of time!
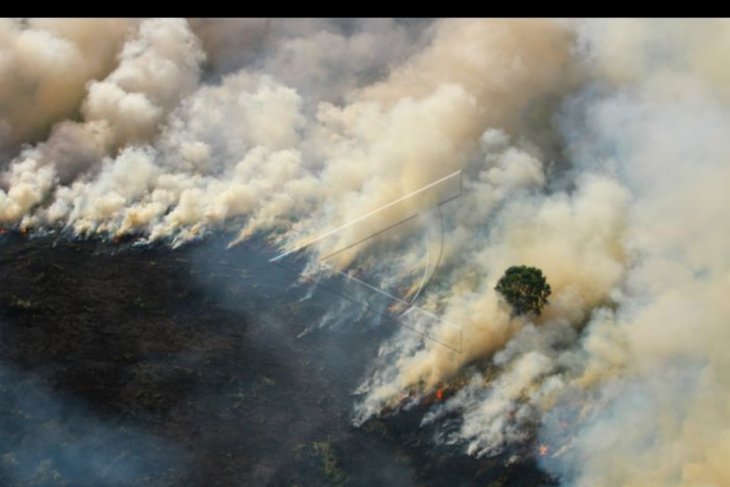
[0,18,204,225]
[407,19,730,487]
[0,360,185,486]
[1,17,730,486]
[0,19,134,156]
[530,20,730,486]
[190,18,432,106]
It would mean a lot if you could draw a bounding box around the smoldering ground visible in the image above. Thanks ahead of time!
[2,18,730,487]
[0,231,553,486]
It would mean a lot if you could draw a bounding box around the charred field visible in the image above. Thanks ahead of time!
[0,231,553,486]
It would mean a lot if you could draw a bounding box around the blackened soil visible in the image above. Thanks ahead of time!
[0,231,555,487]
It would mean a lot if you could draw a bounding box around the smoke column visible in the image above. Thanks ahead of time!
[1,18,729,486]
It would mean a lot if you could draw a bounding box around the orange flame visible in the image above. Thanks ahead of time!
[435,388,444,401]
[538,444,549,456]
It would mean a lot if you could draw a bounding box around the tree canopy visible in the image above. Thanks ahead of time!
[494,265,551,316]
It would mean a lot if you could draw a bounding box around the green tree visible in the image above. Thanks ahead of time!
[495,265,551,316]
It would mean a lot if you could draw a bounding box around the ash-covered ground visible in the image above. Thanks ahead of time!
[0,231,553,486]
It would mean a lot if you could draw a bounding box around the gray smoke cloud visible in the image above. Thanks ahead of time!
[1,18,729,486]
[190,18,432,106]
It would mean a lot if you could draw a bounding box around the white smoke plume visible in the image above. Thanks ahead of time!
[0,19,134,156]
[0,18,204,226]
[530,20,730,486]
[1,18,729,487]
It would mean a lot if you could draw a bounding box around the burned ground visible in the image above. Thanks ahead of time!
[0,232,553,486]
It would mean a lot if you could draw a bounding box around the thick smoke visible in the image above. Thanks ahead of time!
[190,18,431,105]
[0,19,134,156]
[1,18,729,486]
[0,18,204,225]
[531,20,730,486]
